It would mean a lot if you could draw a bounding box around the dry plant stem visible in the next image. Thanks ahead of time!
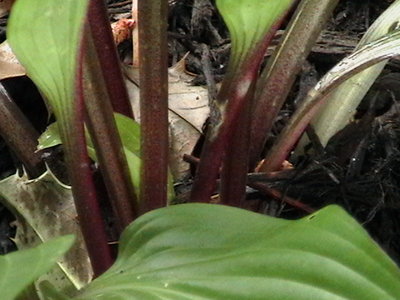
[68,47,113,277]
[131,0,139,67]
[249,0,339,169]
[138,0,169,213]
[190,22,282,204]
[83,29,138,232]
[0,85,44,178]
[87,0,133,119]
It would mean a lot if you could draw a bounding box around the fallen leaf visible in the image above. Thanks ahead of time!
[111,18,135,46]
[0,170,92,293]
[0,41,26,80]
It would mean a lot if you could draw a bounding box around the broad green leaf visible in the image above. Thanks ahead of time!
[216,0,293,68]
[306,0,400,147]
[71,204,400,299]
[0,235,74,300]
[0,171,92,292]
[7,0,89,145]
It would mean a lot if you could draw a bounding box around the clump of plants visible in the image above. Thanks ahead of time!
[0,0,400,299]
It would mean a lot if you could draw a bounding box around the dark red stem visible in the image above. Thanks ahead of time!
[82,26,138,232]
[138,0,169,213]
[220,82,255,206]
[87,0,133,119]
[190,21,282,203]
[66,40,113,277]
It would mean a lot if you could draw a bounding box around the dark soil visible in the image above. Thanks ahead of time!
[1,0,400,265]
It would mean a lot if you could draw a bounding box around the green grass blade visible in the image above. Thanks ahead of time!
[308,0,400,147]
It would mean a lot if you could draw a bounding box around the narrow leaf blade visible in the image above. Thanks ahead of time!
[309,0,400,146]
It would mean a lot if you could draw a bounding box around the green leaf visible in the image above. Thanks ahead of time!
[74,204,400,299]
[37,122,63,151]
[309,0,400,147]
[7,0,89,143]
[0,235,74,300]
[266,28,400,171]
[216,0,293,67]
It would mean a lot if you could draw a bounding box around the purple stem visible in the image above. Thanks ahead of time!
[82,27,138,232]
[220,82,255,206]
[66,40,113,277]
[138,0,169,213]
[190,22,281,203]
[87,0,134,119]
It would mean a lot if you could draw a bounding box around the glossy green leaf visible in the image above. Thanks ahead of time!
[8,0,89,144]
[71,204,400,299]
[0,235,74,300]
[216,0,293,67]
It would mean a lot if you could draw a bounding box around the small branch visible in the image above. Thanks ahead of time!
[248,181,315,214]
[82,27,138,232]
[87,0,133,119]
[138,0,169,213]
[0,84,44,178]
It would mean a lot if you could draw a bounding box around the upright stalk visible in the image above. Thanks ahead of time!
[67,48,113,276]
[0,84,44,178]
[190,18,288,204]
[138,0,169,213]
[83,28,138,232]
[220,81,255,206]
[249,0,339,169]
[87,0,133,119]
